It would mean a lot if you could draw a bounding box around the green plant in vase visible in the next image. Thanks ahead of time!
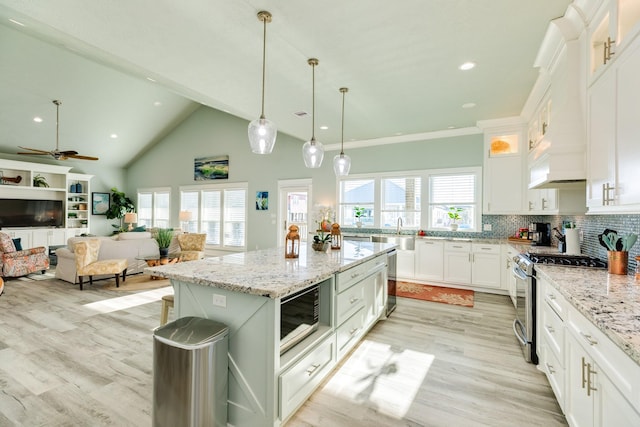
[106,187,135,232]
[154,228,174,257]
[33,174,49,188]
[447,207,463,231]
[353,206,365,228]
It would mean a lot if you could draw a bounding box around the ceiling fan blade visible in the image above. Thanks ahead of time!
[67,154,99,161]
[17,152,49,156]
[59,150,79,156]
[17,146,51,154]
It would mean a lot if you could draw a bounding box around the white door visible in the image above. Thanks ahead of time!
[278,180,312,246]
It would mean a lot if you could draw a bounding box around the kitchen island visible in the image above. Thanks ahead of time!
[146,240,394,427]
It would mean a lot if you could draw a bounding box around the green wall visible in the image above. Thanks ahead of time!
[126,105,483,249]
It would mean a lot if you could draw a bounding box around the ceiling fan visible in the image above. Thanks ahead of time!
[18,100,99,161]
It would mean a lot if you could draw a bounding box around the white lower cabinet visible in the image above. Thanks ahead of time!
[538,278,640,427]
[470,243,501,288]
[443,241,472,284]
[415,239,443,281]
[279,335,336,420]
[397,249,415,280]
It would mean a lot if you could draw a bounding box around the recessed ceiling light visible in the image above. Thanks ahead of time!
[320,125,329,130]
[395,132,403,136]
[9,18,25,26]
[110,134,118,139]
[447,125,456,129]
[33,117,43,123]
[153,101,162,107]
[462,102,476,109]
[146,77,156,82]
[459,62,476,71]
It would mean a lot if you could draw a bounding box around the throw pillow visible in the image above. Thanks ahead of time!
[132,225,146,232]
[12,238,22,251]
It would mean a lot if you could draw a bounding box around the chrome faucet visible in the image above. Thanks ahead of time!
[397,217,403,234]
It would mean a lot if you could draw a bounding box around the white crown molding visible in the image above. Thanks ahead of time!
[323,126,482,151]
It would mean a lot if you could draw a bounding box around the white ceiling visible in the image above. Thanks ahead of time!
[0,0,572,168]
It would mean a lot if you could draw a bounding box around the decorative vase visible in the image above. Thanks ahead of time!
[356,221,362,228]
[608,251,628,275]
[159,247,169,258]
[312,242,329,252]
[450,223,459,231]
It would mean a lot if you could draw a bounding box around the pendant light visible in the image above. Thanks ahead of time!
[333,87,351,176]
[302,58,324,168]
[248,11,277,154]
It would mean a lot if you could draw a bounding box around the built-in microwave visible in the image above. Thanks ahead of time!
[280,284,319,355]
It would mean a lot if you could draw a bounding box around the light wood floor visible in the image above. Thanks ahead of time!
[0,274,566,426]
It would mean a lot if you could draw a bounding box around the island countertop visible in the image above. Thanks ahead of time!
[145,240,396,298]
[535,265,640,366]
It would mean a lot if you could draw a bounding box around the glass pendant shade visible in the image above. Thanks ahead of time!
[248,116,277,154]
[302,138,324,168]
[248,11,276,154]
[333,153,351,176]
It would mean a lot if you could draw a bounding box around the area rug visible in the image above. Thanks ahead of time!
[103,274,171,291]
[397,281,474,307]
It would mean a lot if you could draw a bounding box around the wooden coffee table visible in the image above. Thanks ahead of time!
[137,254,181,279]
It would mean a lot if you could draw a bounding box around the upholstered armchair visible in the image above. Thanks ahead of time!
[74,239,128,290]
[0,232,49,278]
[176,233,206,261]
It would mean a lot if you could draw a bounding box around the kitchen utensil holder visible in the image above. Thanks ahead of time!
[608,251,628,275]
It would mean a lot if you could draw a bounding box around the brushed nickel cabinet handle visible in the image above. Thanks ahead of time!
[306,363,321,376]
[545,362,556,374]
[581,357,587,389]
[587,362,597,397]
[580,332,598,346]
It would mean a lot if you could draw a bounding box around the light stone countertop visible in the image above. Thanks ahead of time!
[535,265,640,366]
[145,240,396,299]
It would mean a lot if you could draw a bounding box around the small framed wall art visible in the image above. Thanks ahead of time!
[256,191,268,210]
[92,192,110,215]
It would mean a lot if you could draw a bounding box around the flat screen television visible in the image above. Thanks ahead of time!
[0,198,64,228]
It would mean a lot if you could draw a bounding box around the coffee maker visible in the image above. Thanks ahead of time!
[529,222,551,246]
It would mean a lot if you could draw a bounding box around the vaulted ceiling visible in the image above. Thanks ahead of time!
[0,0,571,168]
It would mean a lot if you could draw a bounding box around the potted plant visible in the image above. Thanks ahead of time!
[353,206,365,228]
[106,187,135,232]
[447,207,463,231]
[312,232,331,252]
[33,174,49,188]
[154,228,174,257]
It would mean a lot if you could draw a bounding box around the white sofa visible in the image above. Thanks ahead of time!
[55,232,160,284]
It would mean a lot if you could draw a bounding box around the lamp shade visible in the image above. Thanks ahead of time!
[178,210,193,222]
[124,213,137,224]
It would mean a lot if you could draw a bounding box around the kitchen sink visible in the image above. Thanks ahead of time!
[370,235,415,250]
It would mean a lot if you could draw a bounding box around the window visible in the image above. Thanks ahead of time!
[381,177,421,228]
[137,188,170,227]
[428,169,480,231]
[180,183,247,249]
[339,179,374,227]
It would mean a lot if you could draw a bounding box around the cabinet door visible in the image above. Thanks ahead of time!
[615,37,640,207]
[484,155,523,214]
[443,242,471,284]
[397,249,415,279]
[565,331,595,427]
[471,251,501,288]
[415,240,443,281]
[598,370,640,427]
[587,69,617,209]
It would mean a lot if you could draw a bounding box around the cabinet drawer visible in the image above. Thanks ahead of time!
[336,280,365,325]
[542,302,565,364]
[444,241,471,252]
[280,336,336,420]
[543,283,567,320]
[336,258,376,292]
[336,308,365,359]
[541,343,565,411]
[471,243,500,254]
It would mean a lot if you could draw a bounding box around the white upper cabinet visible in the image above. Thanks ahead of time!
[480,121,525,214]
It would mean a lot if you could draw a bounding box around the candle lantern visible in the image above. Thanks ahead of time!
[285,225,300,258]
[330,223,342,250]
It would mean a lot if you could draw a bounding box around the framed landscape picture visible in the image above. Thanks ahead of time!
[194,155,229,180]
[92,192,110,215]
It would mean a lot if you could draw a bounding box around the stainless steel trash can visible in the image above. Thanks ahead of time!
[153,316,229,427]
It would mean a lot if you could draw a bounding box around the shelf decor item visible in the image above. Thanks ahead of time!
[330,223,342,250]
[32,174,49,188]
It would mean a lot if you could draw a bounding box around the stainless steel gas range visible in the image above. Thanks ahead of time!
[510,252,607,364]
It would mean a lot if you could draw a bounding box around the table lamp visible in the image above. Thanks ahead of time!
[124,212,138,231]
[179,210,192,232]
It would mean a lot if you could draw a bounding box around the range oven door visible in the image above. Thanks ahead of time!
[511,264,537,364]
